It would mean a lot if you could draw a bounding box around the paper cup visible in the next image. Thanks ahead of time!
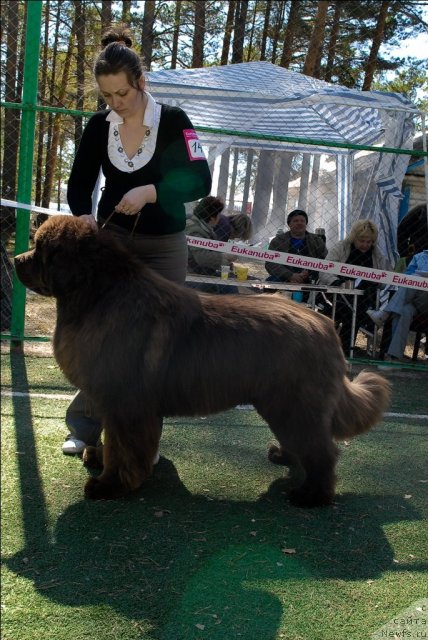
[235,265,249,281]
[221,265,230,280]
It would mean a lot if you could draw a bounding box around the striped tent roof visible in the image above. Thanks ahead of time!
[147,61,419,153]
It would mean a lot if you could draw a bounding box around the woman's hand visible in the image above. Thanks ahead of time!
[115,185,157,215]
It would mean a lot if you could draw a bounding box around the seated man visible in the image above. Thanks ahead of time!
[367,249,428,362]
[265,209,327,284]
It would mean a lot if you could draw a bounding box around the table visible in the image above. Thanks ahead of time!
[185,274,364,358]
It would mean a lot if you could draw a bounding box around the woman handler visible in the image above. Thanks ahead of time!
[63,25,212,455]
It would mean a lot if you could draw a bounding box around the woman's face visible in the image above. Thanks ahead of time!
[354,235,374,252]
[97,71,144,117]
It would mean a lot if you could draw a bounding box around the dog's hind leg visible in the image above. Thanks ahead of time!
[84,415,162,500]
[287,439,338,507]
[257,401,338,507]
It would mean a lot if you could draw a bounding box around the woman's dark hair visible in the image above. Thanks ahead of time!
[193,196,224,223]
[94,25,145,89]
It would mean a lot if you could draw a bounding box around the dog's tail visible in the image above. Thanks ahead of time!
[331,370,391,440]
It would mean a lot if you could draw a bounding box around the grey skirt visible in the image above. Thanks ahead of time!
[101,220,188,284]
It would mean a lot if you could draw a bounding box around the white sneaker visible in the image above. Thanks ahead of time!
[62,437,87,455]
[366,309,388,327]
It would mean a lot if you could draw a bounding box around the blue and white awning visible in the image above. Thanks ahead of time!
[147,61,418,152]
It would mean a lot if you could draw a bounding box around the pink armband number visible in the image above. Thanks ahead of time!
[183,129,206,161]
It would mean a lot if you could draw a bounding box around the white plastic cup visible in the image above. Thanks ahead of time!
[221,265,230,280]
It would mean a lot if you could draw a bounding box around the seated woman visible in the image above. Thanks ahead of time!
[367,248,428,362]
[186,196,238,293]
[318,219,392,354]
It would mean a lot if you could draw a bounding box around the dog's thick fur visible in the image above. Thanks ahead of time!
[15,215,391,506]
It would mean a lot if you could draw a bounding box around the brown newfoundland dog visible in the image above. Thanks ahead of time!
[15,215,390,506]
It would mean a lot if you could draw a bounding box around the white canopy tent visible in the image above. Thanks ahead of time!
[147,62,420,263]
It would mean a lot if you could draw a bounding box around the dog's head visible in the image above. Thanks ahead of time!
[15,215,102,297]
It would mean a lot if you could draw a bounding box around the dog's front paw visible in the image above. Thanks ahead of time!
[84,477,125,500]
[83,445,103,469]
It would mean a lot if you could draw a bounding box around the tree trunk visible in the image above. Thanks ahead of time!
[217,149,231,202]
[271,151,294,229]
[229,149,240,210]
[42,26,75,209]
[308,155,321,214]
[221,0,235,65]
[42,0,61,212]
[279,0,300,69]
[121,0,132,23]
[298,155,311,211]
[302,0,329,78]
[57,130,66,209]
[141,0,155,69]
[1,0,22,330]
[241,149,254,214]
[260,0,271,61]
[98,1,112,110]
[252,150,276,238]
[246,0,258,61]
[100,0,112,26]
[271,1,286,64]
[362,1,390,90]
[324,1,341,82]
[232,0,248,64]
[192,0,205,68]
[75,1,85,146]
[171,0,182,69]
[35,0,50,207]
[2,0,21,235]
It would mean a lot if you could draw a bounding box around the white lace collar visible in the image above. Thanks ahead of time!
[106,92,161,172]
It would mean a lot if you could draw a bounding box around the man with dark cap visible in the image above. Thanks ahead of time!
[265,209,327,283]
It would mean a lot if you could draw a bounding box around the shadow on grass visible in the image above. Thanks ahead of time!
[8,348,50,542]
[3,351,426,639]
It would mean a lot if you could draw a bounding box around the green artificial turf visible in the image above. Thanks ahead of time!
[1,352,427,640]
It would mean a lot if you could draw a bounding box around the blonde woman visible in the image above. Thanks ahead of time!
[319,220,392,352]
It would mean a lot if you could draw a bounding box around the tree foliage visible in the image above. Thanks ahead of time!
[1,0,426,214]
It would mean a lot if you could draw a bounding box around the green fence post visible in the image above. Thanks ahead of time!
[10,0,43,344]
